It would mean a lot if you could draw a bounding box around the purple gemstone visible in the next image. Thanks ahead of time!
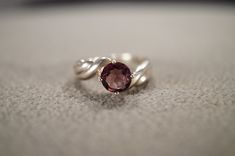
[101,62,132,92]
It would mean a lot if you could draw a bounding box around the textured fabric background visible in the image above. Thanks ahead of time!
[0,4,235,156]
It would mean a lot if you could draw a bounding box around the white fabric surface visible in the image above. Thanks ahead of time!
[0,4,235,156]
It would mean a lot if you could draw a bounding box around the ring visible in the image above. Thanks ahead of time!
[73,53,151,93]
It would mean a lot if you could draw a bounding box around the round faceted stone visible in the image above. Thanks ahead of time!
[101,62,132,92]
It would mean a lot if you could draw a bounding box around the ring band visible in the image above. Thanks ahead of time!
[73,53,151,93]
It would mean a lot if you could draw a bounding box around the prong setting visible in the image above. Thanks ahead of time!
[100,62,132,93]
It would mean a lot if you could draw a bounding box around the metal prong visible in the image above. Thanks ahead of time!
[111,59,117,64]
[98,77,102,82]
[130,73,135,78]
[114,92,120,95]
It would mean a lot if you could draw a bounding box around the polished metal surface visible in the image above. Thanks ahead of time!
[74,53,151,89]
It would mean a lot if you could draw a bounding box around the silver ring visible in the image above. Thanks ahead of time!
[73,53,151,93]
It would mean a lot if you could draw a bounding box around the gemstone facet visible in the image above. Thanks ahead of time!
[100,62,132,92]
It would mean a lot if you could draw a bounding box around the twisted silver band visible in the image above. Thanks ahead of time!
[74,53,151,91]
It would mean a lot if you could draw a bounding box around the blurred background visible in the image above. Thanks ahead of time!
[1,0,234,66]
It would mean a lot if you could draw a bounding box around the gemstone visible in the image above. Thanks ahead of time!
[100,62,132,92]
